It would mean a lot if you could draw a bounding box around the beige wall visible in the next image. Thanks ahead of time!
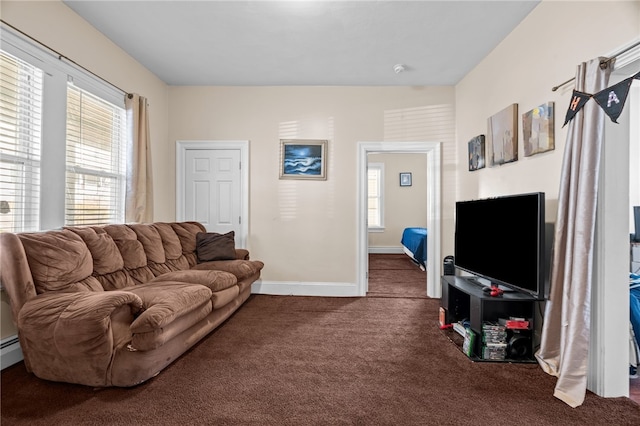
[168,86,455,282]
[455,0,640,224]
[367,153,428,249]
[0,1,170,338]
[2,1,637,339]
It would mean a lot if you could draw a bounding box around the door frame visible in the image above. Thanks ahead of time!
[357,141,442,297]
[176,140,249,248]
[591,44,640,398]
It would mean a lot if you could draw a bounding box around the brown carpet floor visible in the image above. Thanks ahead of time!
[1,255,639,425]
[367,253,427,299]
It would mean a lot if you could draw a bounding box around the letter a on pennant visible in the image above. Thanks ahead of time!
[593,77,633,124]
[563,90,592,127]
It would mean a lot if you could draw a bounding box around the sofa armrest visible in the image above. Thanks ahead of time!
[17,291,143,386]
[235,248,250,260]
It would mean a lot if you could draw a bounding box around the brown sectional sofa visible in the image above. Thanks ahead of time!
[0,221,264,387]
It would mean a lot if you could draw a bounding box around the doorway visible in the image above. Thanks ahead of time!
[176,140,249,248]
[366,152,429,298]
[356,141,442,298]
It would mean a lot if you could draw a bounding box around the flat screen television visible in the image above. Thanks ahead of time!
[454,192,546,298]
[632,206,640,242]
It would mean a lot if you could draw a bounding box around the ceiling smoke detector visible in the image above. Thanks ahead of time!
[393,64,406,74]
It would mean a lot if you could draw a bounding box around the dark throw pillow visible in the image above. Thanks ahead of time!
[196,231,236,262]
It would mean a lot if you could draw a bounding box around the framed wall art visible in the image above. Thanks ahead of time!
[468,135,486,171]
[488,103,518,166]
[523,102,555,157]
[399,172,412,187]
[279,139,327,180]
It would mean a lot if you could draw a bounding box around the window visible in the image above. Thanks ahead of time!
[0,51,43,233]
[1,25,126,231]
[65,84,126,225]
[367,163,384,230]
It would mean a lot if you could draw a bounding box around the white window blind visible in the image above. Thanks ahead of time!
[368,164,383,228]
[65,84,126,226]
[0,51,42,233]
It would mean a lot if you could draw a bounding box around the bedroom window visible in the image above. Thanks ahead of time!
[368,163,384,230]
[0,51,43,233]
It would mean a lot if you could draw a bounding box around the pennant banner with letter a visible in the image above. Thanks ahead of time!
[563,90,591,127]
[563,70,640,126]
[593,78,633,123]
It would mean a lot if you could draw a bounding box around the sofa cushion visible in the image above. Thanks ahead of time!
[67,227,124,275]
[19,230,96,294]
[196,231,236,262]
[191,259,264,282]
[131,302,212,351]
[152,223,183,261]
[171,222,205,253]
[151,270,237,292]
[102,225,147,270]
[127,282,212,333]
[128,224,166,264]
[126,281,213,351]
[153,223,191,271]
[95,270,136,291]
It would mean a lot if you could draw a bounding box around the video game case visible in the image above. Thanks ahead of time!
[483,344,507,360]
[463,328,476,357]
[498,317,531,330]
[453,322,466,337]
[483,326,506,331]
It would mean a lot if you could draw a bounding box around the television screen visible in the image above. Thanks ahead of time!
[454,192,545,297]
[633,206,640,242]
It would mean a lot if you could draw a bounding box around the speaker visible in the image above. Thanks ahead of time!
[507,329,531,359]
[443,255,455,275]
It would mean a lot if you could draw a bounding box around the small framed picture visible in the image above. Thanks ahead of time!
[399,172,412,187]
[468,135,486,171]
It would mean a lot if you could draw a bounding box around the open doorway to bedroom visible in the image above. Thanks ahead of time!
[366,152,429,298]
[356,141,442,299]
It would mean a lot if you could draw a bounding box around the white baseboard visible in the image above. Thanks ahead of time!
[368,246,404,254]
[251,280,360,297]
[1,335,23,369]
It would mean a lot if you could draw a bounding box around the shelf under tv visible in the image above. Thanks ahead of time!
[439,275,544,363]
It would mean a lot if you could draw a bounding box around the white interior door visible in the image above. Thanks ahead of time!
[177,140,249,248]
[184,148,241,237]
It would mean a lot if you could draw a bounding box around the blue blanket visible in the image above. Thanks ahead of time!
[401,227,427,265]
[631,273,640,350]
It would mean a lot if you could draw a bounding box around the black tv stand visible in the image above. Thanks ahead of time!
[440,275,544,362]
[467,277,514,292]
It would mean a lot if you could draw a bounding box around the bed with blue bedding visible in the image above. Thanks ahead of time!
[401,227,427,270]
[631,273,640,356]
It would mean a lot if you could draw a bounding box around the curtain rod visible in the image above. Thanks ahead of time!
[552,40,640,92]
[0,19,130,97]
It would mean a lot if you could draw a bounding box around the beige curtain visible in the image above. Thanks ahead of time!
[125,93,153,223]
[535,58,611,407]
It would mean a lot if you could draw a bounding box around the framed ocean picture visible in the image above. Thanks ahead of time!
[279,139,327,180]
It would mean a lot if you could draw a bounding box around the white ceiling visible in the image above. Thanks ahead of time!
[63,0,540,86]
